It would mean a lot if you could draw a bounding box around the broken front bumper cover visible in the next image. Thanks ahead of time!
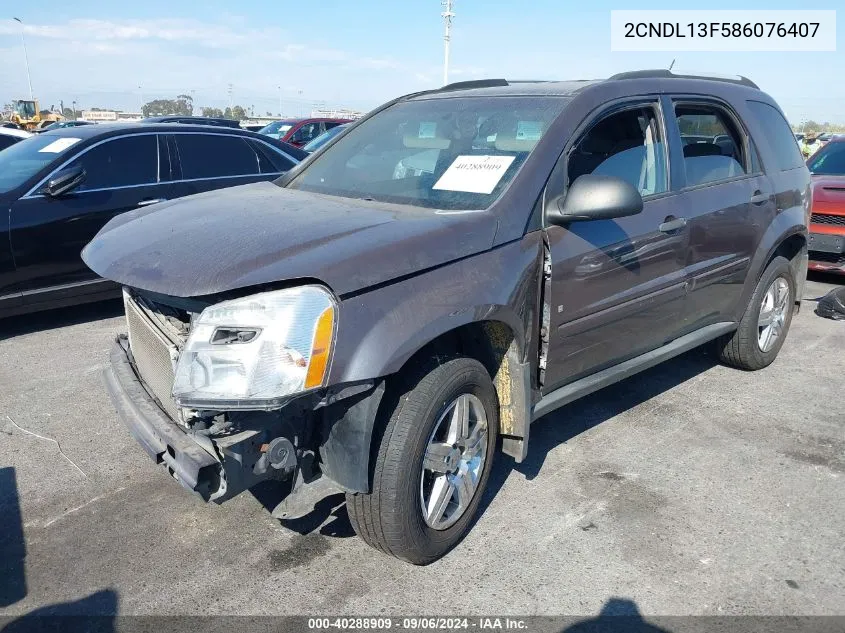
[105,336,224,499]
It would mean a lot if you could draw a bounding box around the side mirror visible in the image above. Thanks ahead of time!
[547,174,644,225]
[44,166,86,198]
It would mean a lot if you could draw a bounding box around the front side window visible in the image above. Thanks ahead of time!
[68,135,158,191]
[567,104,668,197]
[674,103,747,187]
[0,135,85,194]
[175,134,261,179]
[287,96,568,210]
[808,142,845,175]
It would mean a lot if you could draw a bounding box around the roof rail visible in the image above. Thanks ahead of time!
[437,79,509,93]
[609,69,759,90]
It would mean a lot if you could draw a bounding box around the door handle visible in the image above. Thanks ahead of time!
[750,190,770,205]
[137,198,166,207]
[658,217,687,233]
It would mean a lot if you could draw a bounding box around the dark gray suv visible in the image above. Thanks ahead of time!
[83,70,810,564]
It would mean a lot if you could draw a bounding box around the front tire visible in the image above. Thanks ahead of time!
[346,356,498,565]
[716,256,795,370]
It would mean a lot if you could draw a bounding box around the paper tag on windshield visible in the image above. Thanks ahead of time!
[433,155,515,195]
[38,138,82,153]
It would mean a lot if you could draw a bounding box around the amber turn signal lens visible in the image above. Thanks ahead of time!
[304,306,334,389]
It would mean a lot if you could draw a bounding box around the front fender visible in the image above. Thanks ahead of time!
[328,234,544,385]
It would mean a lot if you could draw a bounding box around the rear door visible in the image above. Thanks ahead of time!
[544,98,690,390]
[666,97,773,328]
[167,132,296,199]
[9,133,167,303]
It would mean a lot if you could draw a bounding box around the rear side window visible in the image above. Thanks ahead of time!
[746,101,807,172]
[673,103,747,187]
[247,139,295,173]
[175,134,261,179]
[69,135,158,191]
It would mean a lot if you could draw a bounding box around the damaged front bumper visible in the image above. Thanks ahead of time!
[105,335,384,515]
[106,336,223,498]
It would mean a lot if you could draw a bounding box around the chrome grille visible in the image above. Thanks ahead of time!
[811,213,845,226]
[125,295,181,421]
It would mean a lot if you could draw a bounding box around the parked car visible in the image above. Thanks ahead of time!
[241,124,265,133]
[84,71,809,565]
[258,117,351,147]
[795,133,805,143]
[0,124,305,317]
[0,127,32,151]
[301,122,349,153]
[142,116,241,128]
[806,136,845,273]
[35,120,96,133]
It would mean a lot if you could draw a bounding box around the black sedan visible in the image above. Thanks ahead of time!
[0,124,305,318]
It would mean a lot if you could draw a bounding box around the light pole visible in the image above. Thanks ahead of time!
[277,85,282,117]
[138,85,143,115]
[441,0,454,86]
[12,18,34,100]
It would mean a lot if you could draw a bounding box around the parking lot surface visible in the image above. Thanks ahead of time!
[1,275,843,617]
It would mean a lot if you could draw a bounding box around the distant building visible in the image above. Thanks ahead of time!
[311,108,366,119]
[80,110,142,122]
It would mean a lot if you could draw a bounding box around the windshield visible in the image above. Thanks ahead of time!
[808,142,845,175]
[0,135,83,194]
[259,121,296,136]
[303,124,348,152]
[15,101,36,118]
[286,96,567,210]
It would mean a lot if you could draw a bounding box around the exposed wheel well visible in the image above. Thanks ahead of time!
[770,233,807,306]
[395,321,526,438]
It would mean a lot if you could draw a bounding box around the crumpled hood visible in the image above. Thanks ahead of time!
[82,181,498,298]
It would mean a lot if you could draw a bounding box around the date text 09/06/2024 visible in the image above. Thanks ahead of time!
[307,617,528,630]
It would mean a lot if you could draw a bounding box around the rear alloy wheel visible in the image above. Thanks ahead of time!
[717,256,795,370]
[346,357,498,564]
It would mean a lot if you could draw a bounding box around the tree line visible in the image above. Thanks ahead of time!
[140,94,264,120]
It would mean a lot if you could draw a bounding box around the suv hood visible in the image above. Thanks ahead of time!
[811,175,845,214]
[82,181,498,298]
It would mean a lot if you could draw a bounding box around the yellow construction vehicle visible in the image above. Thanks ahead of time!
[6,99,64,130]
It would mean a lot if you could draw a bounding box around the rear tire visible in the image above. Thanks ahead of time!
[346,356,498,565]
[716,256,795,370]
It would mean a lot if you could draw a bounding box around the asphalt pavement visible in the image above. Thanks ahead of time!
[0,274,843,617]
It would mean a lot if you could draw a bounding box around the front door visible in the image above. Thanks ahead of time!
[544,100,689,390]
[9,133,167,304]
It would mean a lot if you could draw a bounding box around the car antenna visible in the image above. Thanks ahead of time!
[668,59,676,71]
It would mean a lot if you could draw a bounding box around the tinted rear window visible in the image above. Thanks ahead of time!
[175,134,261,179]
[746,101,805,171]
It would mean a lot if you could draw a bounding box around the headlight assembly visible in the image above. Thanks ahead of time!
[172,285,336,410]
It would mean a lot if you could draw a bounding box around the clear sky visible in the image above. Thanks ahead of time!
[0,0,842,123]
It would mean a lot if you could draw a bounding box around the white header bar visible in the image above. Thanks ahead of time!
[611,10,836,52]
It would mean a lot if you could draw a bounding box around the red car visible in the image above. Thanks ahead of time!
[258,117,351,147]
[807,136,845,273]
